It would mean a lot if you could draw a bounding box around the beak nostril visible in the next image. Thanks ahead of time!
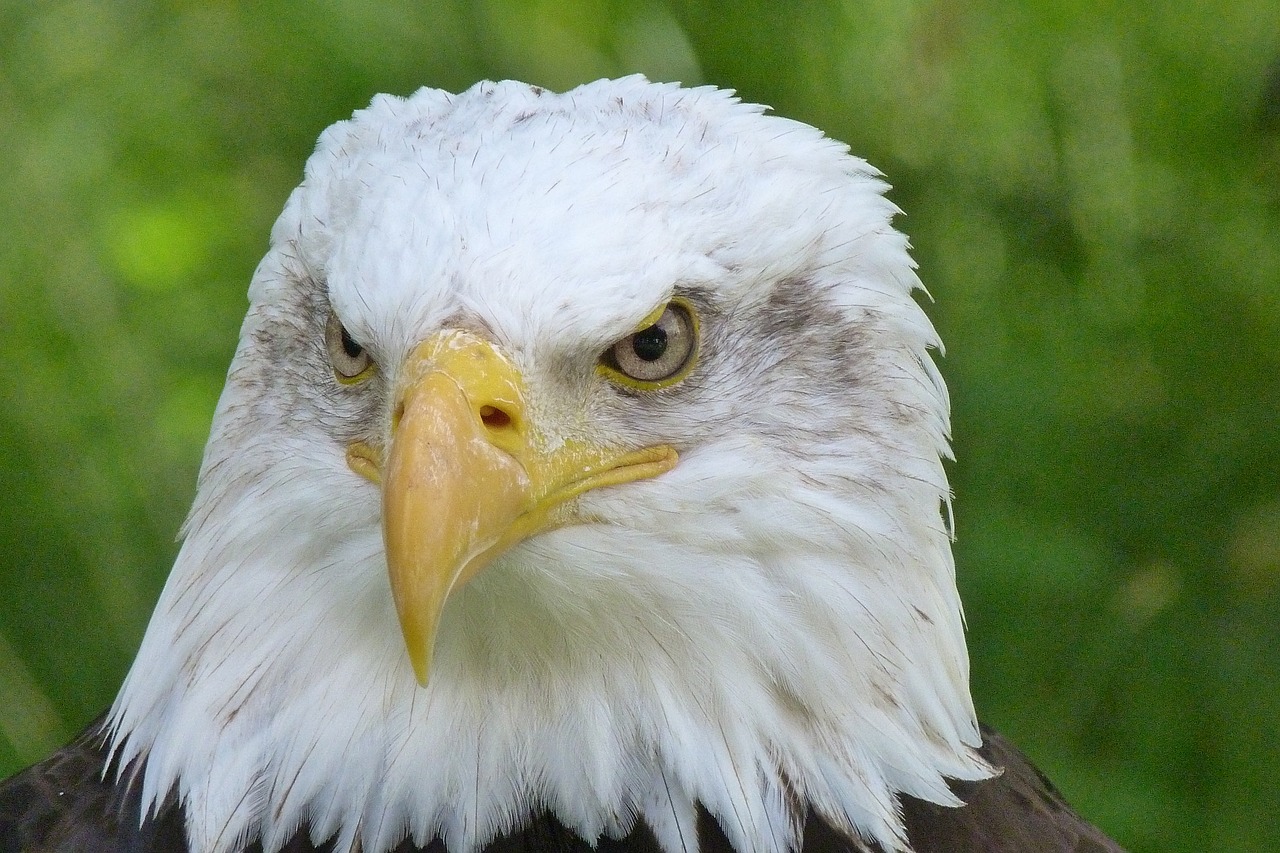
[479,405,512,430]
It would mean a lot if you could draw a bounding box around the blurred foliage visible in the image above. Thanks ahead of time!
[1,2,1278,851]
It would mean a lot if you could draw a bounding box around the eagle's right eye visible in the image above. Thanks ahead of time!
[325,312,375,383]
[598,298,699,390]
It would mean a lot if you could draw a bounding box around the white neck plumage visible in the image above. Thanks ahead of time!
[109,413,991,853]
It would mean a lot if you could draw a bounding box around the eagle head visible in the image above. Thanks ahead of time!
[109,77,993,853]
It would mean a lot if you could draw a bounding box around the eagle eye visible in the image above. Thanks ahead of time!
[325,311,376,383]
[599,299,698,389]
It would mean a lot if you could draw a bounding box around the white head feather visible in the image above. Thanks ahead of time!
[109,77,992,853]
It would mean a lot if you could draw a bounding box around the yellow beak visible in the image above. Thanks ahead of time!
[348,330,677,686]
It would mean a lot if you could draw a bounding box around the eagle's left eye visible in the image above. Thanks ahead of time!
[325,311,375,383]
[599,299,699,389]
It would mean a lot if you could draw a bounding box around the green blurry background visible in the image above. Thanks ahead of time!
[1,2,1277,851]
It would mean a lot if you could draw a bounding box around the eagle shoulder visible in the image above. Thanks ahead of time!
[0,715,184,852]
[890,724,1125,852]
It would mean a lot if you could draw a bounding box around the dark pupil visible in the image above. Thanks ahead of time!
[340,326,363,359]
[631,326,668,362]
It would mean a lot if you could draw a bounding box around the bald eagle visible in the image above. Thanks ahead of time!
[0,78,1122,853]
